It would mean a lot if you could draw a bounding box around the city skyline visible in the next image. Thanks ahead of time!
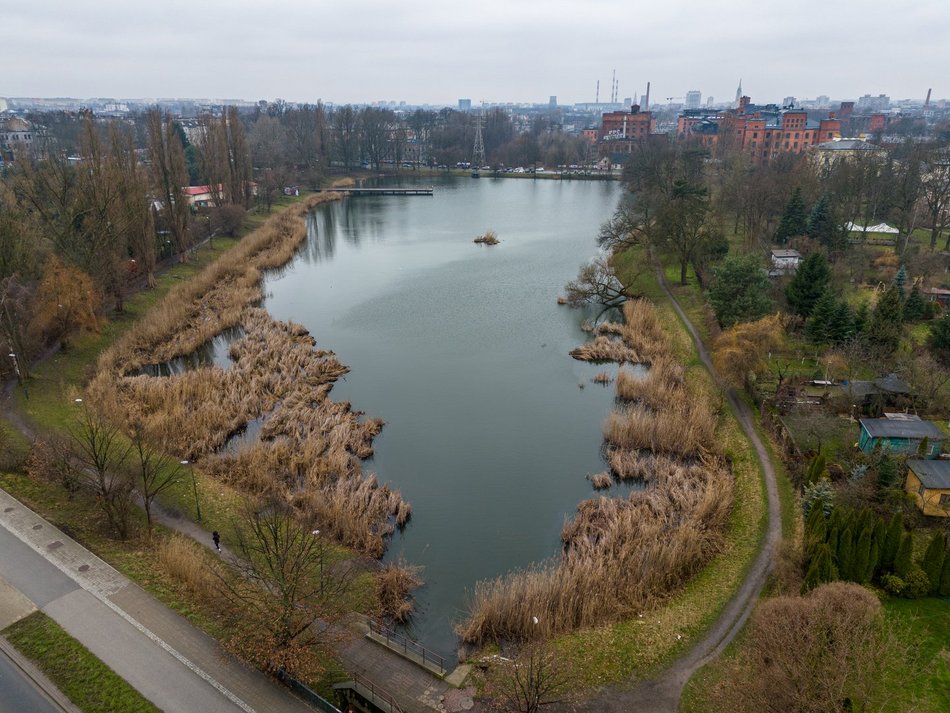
[3,1,948,106]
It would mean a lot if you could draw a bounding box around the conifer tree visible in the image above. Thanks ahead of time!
[939,551,950,596]
[806,194,838,248]
[902,285,929,322]
[803,542,838,592]
[785,252,831,317]
[837,525,855,581]
[929,313,950,364]
[853,528,872,584]
[871,518,887,575]
[894,532,914,579]
[866,286,904,355]
[880,512,903,571]
[893,265,908,299]
[877,457,899,489]
[807,290,839,343]
[853,300,870,335]
[804,505,827,559]
[920,533,946,594]
[774,187,808,244]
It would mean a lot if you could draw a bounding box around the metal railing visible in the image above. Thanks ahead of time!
[367,620,447,676]
[275,668,342,713]
[334,671,404,713]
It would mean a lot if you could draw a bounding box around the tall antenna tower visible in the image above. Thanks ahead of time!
[596,80,600,104]
[471,114,485,178]
[611,69,616,103]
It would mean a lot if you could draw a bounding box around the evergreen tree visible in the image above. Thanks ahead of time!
[893,265,908,299]
[920,533,946,594]
[802,477,834,519]
[806,194,838,248]
[774,187,808,244]
[804,453,828,486]
[804,505,827,559]
[803,542,838,592]
[929,313,950,364]
[894,532,914,579]
[785,252,832,317]
[940,550,950,596]
[868,539,880,583]
[806,290,839,343]
[866,286,905,355]
[902,285,929,322]
[880,512,903,571]
[877,457,899,489]
[853,528,872,584]
[708,253,774,328]
[871,518,887,576]
[827,300,855,344]
[853,300,870,335]
[837,525,855,581]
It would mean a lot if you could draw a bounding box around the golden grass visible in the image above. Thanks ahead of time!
[588,471,613,489]
[570,335,641,363]
[376,559,424,624]
[87,192,411,560]
[461,297,734,645]
[473,230,500,245]
[591,372,612,385]
[156,533,219,601]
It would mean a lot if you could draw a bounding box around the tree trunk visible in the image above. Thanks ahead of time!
[680,260,688,286]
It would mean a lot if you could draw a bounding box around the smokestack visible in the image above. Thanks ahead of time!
[925,88,932,108]
[644,82,650,110]
[596,80,600,104]
[615,80,620,104]
[611,69,616,103]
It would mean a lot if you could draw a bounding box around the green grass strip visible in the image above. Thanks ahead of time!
[3,611,160,713]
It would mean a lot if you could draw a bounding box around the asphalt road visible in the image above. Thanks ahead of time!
[0,648,64,713]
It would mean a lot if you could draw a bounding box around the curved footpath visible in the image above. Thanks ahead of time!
[586,267,783,713]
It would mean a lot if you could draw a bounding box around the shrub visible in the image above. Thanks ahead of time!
[901,565,931,599]
[880,573,905,596]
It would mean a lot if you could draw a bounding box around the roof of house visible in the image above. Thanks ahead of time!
[771,249,801,258]
[815,139,880,151]
[182,186,212,196]
[860,418,946,440]
[908,459,950,489]
[874,374,912,394]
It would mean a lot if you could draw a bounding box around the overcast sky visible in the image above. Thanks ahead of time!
[5,0,948,106]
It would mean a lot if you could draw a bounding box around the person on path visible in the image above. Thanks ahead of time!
[212,531,221,552]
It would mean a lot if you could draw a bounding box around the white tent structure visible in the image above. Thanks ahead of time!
[846,221,899,234]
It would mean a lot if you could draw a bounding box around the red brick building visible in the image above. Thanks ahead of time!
[599,105,655,153]
[676,97,841,163]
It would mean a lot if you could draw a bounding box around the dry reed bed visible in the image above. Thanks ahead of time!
[460,299,734,644]
[89,194,411,561]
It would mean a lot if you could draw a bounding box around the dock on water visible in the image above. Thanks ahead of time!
[316,186,434,196]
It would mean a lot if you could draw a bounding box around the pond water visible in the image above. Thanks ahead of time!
[260,175,634,657]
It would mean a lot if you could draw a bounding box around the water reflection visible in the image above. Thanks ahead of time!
[139,327,244,376]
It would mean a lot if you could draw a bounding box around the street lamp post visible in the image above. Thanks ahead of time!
[181,460,202,522]
[312,529,324,595]
[8,352,28,400]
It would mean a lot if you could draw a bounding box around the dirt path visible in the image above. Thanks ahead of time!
[580,268,783,713]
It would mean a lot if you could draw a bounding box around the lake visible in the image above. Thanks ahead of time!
[261,175,628,657]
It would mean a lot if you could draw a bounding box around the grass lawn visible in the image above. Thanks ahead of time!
[4,611,160,713]
[552,246,767,686]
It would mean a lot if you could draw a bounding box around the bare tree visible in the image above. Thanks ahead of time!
[127,421,182,533]
[217,499,356,676]
[563,256,638,314]
[68,403,134,538]
[484,641,576,713]
[920,145,950,251]
[146,110,192,261]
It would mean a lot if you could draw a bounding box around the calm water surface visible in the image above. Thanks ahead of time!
[261,176,629,657]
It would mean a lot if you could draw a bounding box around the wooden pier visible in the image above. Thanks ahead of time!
[317,186,434,196]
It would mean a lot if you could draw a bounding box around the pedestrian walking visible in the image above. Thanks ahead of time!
[212,530,221,552]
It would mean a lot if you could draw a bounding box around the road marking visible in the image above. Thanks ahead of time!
[0,497,256,713]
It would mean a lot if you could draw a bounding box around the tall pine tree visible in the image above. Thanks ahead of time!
[806,194,839,248]
[853,528,873,584]
[785,252,832,317]
[867,286,904,355]
[774,187,808,244]
[837,525,856,581]
[880,512,903,571]
[803,542,838,592]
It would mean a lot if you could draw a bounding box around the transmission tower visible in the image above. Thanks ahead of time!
[472,114,485,178]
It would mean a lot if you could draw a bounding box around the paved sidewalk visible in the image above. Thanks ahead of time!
[0,487,315,713]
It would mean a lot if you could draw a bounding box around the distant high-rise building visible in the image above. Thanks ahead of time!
[459,98,472,111]
[623,96,633,109]
[685,90,702,109]
[816,95,830,108]
[855,94,890,112]
[706,96,715,107]
[549,95,557,108]
[783,96,797,108]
